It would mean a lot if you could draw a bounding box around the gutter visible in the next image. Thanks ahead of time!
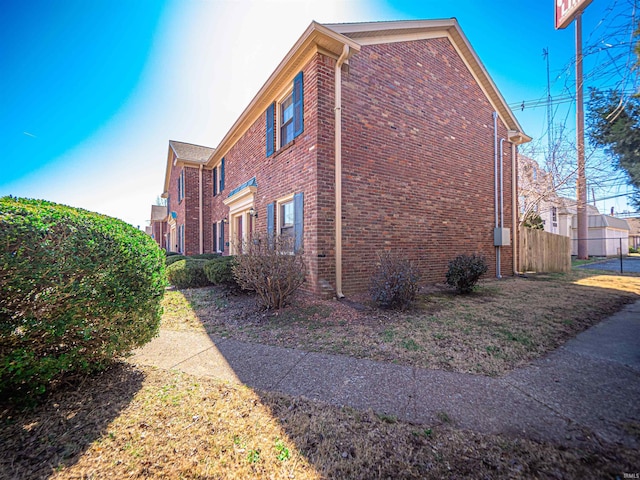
[335,44,351,299]
[508,132,521,274]
[199,164,203,254]
[493,112,501,279]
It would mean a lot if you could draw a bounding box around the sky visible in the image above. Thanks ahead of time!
[1,0,637,228]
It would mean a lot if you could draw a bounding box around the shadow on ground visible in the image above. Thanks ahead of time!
[0,364,144,479]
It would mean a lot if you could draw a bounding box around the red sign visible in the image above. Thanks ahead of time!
[555,0,594,29]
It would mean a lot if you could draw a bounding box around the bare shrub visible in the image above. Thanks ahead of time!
[233,233,305,310]
[370,253,421,310]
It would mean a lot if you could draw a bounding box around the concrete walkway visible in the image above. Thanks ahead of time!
[129,301,640,448]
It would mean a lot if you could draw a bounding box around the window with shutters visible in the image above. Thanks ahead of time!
[280,90,294,147]
[212,159,225,196]
[212,223,217,253]
[268,192,303,253]
[178,169,185,203]
[266,71,304,156]
[280,199,294,239]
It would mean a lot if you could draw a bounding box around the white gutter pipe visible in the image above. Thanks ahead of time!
[493,112,501,278]
[335,44,350,299]
[511,142,520,274]
[500,138,507,230]
[199,164,203,254]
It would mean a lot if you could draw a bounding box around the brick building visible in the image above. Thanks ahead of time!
[148,204,168,249]
[157,19,530,296]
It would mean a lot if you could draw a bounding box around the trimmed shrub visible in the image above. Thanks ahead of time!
[370,253,421,310]
[204,256,237,286]
[446,253,488,294]
[166,251,182,257]
[0,197,166,399]
[630,246,638,254]
[166,254,187,266]
[233,234,305,310]
[166,258,210,288]
[190,253,221,260]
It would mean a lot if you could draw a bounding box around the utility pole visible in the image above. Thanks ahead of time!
[576,13,588,259]
[555,0,592,259]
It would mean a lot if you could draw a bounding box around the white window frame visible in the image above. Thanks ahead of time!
[276,86,294,150]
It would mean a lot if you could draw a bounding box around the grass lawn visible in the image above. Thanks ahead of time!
[162,269,640,376]
[2,268,639,478]
[2,364,638,479]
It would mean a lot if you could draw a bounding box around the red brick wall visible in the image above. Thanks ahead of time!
[151,221,166,250]
[167,158,214,256]
[209,54,333,294]
[172,37,517,297]
[339,38,514,294]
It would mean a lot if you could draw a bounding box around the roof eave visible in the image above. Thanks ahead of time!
[205,21,361,166]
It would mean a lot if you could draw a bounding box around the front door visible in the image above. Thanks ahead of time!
[236,215,243,253]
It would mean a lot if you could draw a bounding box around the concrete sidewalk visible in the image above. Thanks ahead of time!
[128,300,640,447]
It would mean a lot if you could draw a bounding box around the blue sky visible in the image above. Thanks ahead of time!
[1,0,636,227]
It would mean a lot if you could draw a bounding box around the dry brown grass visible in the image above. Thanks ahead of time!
[3,270,636,478]
[162,269,640,376]
[2,365,637,479]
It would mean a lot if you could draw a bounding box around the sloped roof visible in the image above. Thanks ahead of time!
[557,197,600,216]
[205,18,530,167]
[169,140,214,164]
[150,204,168,222]
[162,140,215,196]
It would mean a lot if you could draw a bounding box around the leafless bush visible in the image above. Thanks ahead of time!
[370,252,421,310]
[233,233,305,310]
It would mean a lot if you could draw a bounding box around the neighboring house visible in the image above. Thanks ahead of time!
[156,19,531,296]
[162,140,215,254]
[552,197,629,257]
[149,204,168,249]
[626,216,640,250]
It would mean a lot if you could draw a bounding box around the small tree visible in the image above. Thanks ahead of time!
[233,233,305,310]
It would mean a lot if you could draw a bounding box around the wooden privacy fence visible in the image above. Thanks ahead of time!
[518,227,571,273]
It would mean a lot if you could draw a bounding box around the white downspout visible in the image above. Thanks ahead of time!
[493,112,501,278]
[512,143,520,274]
[335,44,350,298]
[199,164,203,254]
[500,138,507,231]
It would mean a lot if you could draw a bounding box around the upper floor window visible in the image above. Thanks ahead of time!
[265,71,304,156]
[178,169,185,202]
[280,91,294,147]
[212,158,225,196]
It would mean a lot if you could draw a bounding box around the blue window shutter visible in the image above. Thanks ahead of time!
[220,158,225,192]
[266,103,275,156]
[293,71,304,138]
[267,202,275,245]
[219,222,224,253]
[213,167,217,196]
[212,223,217,252]
[294,192,304,252]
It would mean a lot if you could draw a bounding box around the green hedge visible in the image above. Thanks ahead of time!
[203,256,236,286]
[166,254,187,266]
[166,259,210,288]
[0,197,166,399]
